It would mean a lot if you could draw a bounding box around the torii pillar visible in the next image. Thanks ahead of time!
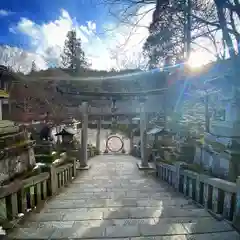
[137,99,154,170]
[79,101,90,169]
[96,117,101,153]
[128,118,134,154]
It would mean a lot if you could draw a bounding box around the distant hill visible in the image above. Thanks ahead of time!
[7,67,166,122]
[26,67,143,78]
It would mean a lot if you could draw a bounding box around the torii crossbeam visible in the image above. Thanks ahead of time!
[56,87,167,100]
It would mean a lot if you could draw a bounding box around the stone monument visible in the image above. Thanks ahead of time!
[195,82,240,181]
[0,120,36,185]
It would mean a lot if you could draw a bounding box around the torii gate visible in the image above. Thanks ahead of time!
[33,71,168,169]
[57,88,167,169]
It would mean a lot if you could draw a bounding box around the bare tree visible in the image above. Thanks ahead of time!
[0,45,30,72]
[102,0,240,67]
[100,0,155,28]
[110,48,147,70]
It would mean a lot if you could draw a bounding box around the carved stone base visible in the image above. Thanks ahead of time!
[77,164,91,170]
[137,162,155,170]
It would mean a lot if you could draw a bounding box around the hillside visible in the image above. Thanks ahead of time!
[8,67,167,122]
[6,57,234,125]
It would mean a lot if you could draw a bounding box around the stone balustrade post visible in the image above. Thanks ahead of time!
[67,150,77,178]
[183,175,187,196]
[203,182,209,209]
[223,191,232,219]
[195,175,200,203]
[49,165,58,195]
[72,157,77,177]
[0,226,6,238]
[212,186,219,213]
[233,176,240,231]
[174,162,184,191]
[189,178,193,198]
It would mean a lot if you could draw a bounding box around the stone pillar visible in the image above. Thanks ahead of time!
[80,102,89,169]
[128,118,134,154]
[129,131,134,154]
[96,117,101,152]
[0,99,2,120]
[140,101,148,167]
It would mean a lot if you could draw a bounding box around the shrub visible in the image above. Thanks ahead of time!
[95,149,100,155]
[35,154,56,164]
[156,158,175,165]
[182,163,205,173]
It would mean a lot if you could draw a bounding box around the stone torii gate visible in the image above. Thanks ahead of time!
[64,88,167,170]
[33,71,168,169]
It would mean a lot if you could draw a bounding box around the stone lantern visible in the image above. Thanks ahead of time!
[203,86,240,181]
[55,127,79,170]
[55,127,76,151]
[0,65,12,120]
[0,120,36,185]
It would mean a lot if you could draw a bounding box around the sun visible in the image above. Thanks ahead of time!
[187,51,213,69]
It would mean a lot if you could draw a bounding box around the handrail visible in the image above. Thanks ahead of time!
[155,161,240,230]
[0,149,98,228]
[22,172,49,189]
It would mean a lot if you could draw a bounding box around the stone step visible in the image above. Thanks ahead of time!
[25,207,210,222]
[9,220,236,239]
[45,198,193,208]
[21,216,215,229]
[53,192,179,200]
[7,154,240,240]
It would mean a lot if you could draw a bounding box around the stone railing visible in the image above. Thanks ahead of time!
[0,158,76,229]
[87,148,97,159]
[50,160,76,195]
[156,161,240,231]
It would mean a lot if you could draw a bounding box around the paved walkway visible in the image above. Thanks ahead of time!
[9,155,240,239]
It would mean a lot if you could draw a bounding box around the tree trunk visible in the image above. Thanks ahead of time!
[214,0,236,58]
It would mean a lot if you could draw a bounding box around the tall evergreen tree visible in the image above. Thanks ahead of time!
[30,61,37,72]
[61,30,87,71]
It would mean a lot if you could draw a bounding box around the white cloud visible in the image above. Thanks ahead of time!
[0,9,13,17]
[0,45,48,73]
[8,7,154,71]
[103,4,154,69]
[2,5,225,72]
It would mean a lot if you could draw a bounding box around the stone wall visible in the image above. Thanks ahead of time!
[0,148,36,184]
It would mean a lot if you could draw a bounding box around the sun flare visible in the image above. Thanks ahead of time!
[187,51,213,69]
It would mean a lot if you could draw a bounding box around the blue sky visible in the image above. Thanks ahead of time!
[0,0,109,48]
[0,0,219,72]
[0,0,154,71]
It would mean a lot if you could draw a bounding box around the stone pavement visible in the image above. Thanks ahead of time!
[9,155,240,239]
